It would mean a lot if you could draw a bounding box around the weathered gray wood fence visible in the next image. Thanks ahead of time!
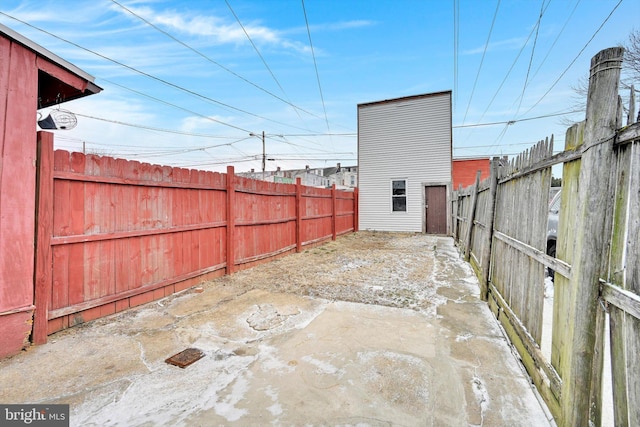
[452,47,640,426]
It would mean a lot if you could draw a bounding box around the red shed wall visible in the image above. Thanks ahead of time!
[0,37,38,357]
[452,159,490,190]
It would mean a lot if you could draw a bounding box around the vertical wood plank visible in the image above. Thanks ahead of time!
[479,158,499,300]
[552,122,584,374]
[464,171,482,262]
[608,305,628,426]
[354,187,359,232]
[51,151,70,312]
[68,152,85,306]
[114,158,128,295]
[33,132,54,344]
[561,47,623,427]
[296,178,302,252]
[331,184,337,240]
[608,138,640,426]
[226,166,235,274]
[624,141,640,426]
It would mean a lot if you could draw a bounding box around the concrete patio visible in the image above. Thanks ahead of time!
[0,233,553,426]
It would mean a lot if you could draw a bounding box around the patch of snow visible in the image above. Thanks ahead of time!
[455,333,473,342]
[212,372,251,422]
[301,354,344,377]
[258,344,294,374]
[74,351,256,426]
[544,276,554,299]
[471,374,490,425]
[264,385,283,416]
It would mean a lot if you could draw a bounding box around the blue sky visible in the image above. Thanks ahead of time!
[1,0,638,173]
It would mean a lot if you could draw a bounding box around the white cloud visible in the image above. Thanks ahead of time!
[321,20,376,31]
[462,37,526,55]
[113,3,304,53]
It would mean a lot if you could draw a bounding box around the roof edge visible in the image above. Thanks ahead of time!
[0,23,100,90]
[357,90,452,108]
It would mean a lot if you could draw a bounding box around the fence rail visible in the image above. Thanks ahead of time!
[32,137,357,343]
[452,47,640,426]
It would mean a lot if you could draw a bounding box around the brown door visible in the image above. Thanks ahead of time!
[425,186,447,234]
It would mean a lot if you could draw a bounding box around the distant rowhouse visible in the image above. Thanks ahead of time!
[239,163,358,191]
[358,91,452,233]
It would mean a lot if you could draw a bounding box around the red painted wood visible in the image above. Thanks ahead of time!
[296,178,302,252]
[0,39,40,357]
[189,170,201,275]
[40,150,356,336]
[0,311,33,358]
[226,166,235,274]
[67,153,86,307]
[0,40,38,315]
[52,151,71,311]
[332,185,337,240]
[36,56,88,92]
[33,132,54,344]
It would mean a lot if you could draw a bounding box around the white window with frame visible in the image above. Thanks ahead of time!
[392,179,407,212]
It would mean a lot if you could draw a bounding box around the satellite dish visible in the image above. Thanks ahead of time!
[37,109,77,130]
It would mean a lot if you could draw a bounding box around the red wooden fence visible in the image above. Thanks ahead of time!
[33,133,358,342]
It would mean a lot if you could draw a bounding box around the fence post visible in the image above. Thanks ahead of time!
[226,166,236,275]
[456,184,463,242]
[331,184,337,240]
[478,158,500,300]
[464,170,482,262]
[32,132,54,345]
[560,47,623,427]
[296,178,302,252]
[354,187,359,232]
[628,85,636,126]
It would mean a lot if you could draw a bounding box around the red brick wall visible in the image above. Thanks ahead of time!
[452,159,490,190]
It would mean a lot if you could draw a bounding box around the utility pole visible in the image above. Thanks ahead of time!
[250,131,266,180]
[261,130,265,180]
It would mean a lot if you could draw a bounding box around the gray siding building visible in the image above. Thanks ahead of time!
[357,91,452,233]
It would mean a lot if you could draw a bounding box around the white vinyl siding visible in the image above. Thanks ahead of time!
[358,92,452,232]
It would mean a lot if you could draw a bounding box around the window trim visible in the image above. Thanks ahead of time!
[391,178,408,213]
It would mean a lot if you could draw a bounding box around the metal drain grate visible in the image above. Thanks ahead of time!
[165,348,205,368]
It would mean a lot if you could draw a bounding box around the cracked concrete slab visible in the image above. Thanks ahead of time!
[0,233,553,426]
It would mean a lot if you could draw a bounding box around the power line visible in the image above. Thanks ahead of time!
[515,0,546,115]
[110,0,322,123]
[453,0,460,112]
[74,112,243,138]
[301,0,330,134]
[224,0,314,136]
[454,140,563,149]
[529,0,582,85]
[280,133,356,137]
[0,11,315,134]
[99,77,253,133]
[472,0,553,128]
[224,0,322,162]
[225,0,288,99]
[453,108,583,128]
[462,0,501,126]
[520,0,623,117]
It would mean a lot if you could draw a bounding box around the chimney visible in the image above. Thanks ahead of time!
[305,165,310,171]
[277,166,281,172]
[337,162,341,171]
[251,168,255,173]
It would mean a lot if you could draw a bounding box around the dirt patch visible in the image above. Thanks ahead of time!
[211,231,444,313]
